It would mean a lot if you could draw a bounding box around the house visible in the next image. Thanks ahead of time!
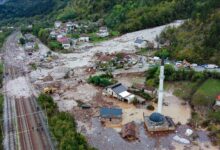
[215,95,220,106]
[134,38,147,49]
[25,42,35,50]
[79,34,89,42]
[121,122,138,141]
[62,40,71,50]
[57,37,69,43]
[54,21,62,28]
[100,107,122,124]
[97,26,109,37]
[104,83,135,103]
[50,31,58,39]
[66,21,74,32]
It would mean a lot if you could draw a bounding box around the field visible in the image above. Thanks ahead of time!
[192,79,220,107]
[166,81,199,101]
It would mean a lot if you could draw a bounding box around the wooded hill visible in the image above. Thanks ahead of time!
[159,0,220,65]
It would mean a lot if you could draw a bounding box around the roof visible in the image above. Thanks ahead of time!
[100,107,122,118]
[149,112,165,123]
[107,83,127,94]
[119,91,131,98]
[134,38,145,44]
[216,95,220,101]
[121,122,138,139]
[57,37,69,43]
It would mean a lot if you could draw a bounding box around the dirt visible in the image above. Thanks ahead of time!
[6,76,32,98]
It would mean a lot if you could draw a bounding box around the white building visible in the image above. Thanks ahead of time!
[62,41,71,50]
[97,26,109,37]
[79,35,89,42]
[104,83,135,103]
[54,21,62,29]
[134,38,147,49]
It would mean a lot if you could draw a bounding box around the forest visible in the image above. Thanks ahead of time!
[158,0,220,65]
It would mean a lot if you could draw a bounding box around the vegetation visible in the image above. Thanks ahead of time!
[146,105,155,111]
[37,93,95,150]
[159,1,220,65]
[0,29,12,48]
[146,65,220,87]
[57,0,196,33]
[88,73,116,87]
[19,37,25,45]
[192,79,220,108]
[0,0,68,26]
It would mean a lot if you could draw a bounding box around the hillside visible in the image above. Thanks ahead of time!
[158,1,220,65]
[0,0,68,25]
[57,0,195,33]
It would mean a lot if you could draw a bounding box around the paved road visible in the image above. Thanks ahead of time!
[3,32,54,150]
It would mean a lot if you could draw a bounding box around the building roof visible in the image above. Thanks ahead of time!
[121,121,138,140]
[119,91,131,98]
[134,38,145,44]
[107,83,127,94]
[100,107,122,118]
[57,37,69,43]
[149,112,165,123]
[216,95,220,101]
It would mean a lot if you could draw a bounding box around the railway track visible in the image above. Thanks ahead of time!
[3,32,54,150]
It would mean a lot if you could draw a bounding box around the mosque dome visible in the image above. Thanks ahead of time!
[149,112,165,124]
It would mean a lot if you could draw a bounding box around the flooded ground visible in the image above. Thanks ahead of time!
[85,118,217,150]
[24,20,219,149]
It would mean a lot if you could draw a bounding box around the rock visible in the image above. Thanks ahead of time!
[185,129,193,136]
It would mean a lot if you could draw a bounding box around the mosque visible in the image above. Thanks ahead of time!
[144,59,175,132]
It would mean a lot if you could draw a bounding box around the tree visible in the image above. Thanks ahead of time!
[19,38,25,45]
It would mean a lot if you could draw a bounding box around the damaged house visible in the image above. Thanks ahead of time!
[121,121,139,141]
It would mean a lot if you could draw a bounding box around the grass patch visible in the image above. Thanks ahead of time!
[88,73,116,87]
[192,79,220,107]
[169,81,199,100]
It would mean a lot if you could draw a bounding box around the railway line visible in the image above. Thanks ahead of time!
[3,32,54,150]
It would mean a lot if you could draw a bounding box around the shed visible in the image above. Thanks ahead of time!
[100,107,122,124]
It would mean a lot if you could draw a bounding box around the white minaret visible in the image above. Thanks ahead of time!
[157,59,165,114]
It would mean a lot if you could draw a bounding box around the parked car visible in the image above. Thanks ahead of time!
[204,64,218,69]
[190,63,198,67]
